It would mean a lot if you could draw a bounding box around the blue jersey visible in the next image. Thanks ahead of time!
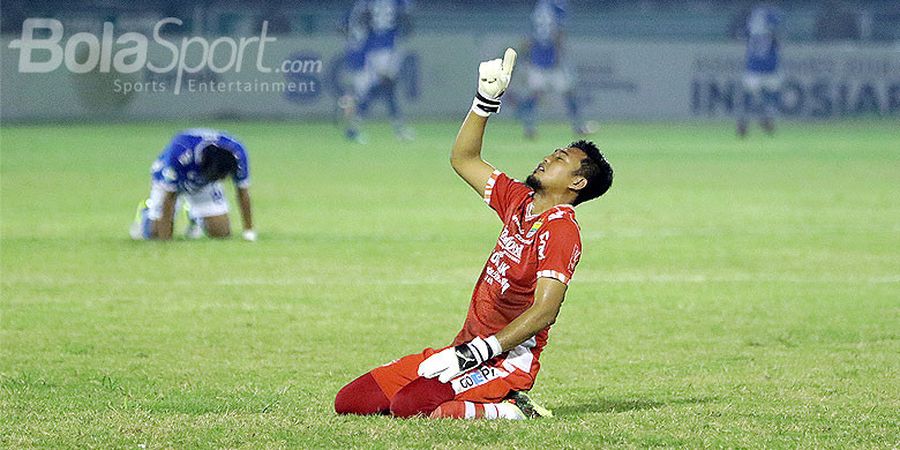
[529,0,567,68]
[343,0,369,71]
[364,0,410,51]
[745,6,781,74]
[151,129,250,194]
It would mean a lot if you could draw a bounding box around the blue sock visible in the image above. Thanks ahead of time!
[385,83,400,120]
[141,208,153,240]
[565,92,582,127]
[519,96,538,131]
[762,89,778,120]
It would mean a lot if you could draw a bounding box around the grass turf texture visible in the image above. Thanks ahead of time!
[1,120,898,448]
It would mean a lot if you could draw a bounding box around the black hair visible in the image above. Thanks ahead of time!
[200,145,238,181]
[569,140,613,206]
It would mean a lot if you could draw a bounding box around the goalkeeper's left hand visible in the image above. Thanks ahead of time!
[417,335,503,383]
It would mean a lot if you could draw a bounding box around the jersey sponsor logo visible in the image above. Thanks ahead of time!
[454,347,477,369]
[526,219,543,238]
[497,227,525,263]
[450,365,508,394]
[508,218,536,244]
[537,231,550,260]
[178,150,192,166]
[485,251,512,294]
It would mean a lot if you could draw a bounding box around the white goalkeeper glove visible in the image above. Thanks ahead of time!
[471,48,517,117]
[417,335,503,383]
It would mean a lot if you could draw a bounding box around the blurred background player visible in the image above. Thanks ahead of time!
[342,0,414,143]
[130,129,255,241]
[737,4,783,137]
[517,0,593,140]
[339,0,372,143]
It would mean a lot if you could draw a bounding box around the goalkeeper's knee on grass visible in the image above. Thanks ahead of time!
[334,373,390,415]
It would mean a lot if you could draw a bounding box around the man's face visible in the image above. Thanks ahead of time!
[526,147,587,194]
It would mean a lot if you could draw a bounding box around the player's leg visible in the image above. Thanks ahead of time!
[430,400,526,420]
[564,90,583,133]
[555,67,592,135]
[430,346,550,420]
[389,376,454,418]
[520,67,545,140]
[431,391,553,419]
[337,348,468,418]
[334,370,453,418]
[338,73,358,136]
[182,203,204,240]
[760,74,780,135]
[202,215,231,238]
[385,80,414,141]
[185,182,231,238]
[130,198,152,240]
[346,68,373,144]
[738,72,760,137]
[760,88,776,135]
[334,372,391,415]
[428,364,520,420]
[335,348,441,417]
[132,184,173,240]
[373,49,413,141]
[375,358,519,418]
[378,348,456,417]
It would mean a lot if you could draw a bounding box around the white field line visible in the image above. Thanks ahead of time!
[581,225,900,239]
[4,273,899,288]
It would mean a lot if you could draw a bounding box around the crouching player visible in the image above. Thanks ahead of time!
[334,49,613,420]
[130,129,255,241]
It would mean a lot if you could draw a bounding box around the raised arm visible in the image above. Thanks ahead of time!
[450,113,494,196]
[450,48,517,197]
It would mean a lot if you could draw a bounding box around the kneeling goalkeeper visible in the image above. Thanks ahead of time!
[335,48,613,420]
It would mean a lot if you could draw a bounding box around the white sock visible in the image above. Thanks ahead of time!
[493,402,526,420]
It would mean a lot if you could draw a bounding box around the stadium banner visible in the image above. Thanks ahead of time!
[2,26,898,121]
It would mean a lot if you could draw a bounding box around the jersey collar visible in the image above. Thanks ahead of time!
[525,199,575,220]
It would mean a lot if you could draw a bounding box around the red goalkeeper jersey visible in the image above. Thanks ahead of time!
[453,170,583,362]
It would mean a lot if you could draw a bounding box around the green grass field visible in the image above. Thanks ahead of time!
[1,119,898,448]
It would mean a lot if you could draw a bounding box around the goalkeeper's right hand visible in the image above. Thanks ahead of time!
[471,47,517,117]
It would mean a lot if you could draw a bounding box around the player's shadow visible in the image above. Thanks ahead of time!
[554,396,712,416]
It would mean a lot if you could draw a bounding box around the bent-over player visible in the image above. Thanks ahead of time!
[130,129,255,241]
